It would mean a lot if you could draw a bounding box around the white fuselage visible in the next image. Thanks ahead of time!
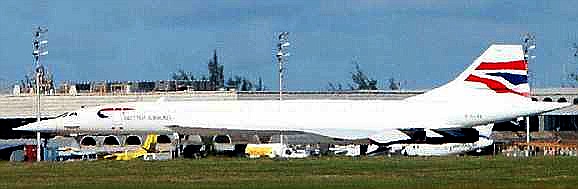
[23,95,566,140]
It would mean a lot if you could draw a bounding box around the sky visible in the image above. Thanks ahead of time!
[1,0,578,91]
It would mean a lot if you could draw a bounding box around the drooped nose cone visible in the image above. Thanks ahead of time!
[13,119,57,132]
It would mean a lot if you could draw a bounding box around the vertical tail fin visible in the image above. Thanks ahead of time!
[408,44,528,101]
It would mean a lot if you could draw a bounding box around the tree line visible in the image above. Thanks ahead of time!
[174,41,578,91]
[327,61,400,91]
[174,50,402,92]
[171,50,266,91]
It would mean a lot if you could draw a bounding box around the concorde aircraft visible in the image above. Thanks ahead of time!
[15,44,570,149]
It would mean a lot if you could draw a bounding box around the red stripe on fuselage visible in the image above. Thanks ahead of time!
[465,75,528,97]
[476,60,527,70]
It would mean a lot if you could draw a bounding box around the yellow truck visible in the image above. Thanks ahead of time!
[245,144,309,159]
[104,134,158,160]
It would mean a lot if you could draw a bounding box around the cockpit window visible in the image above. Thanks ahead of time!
[69,112,78,116]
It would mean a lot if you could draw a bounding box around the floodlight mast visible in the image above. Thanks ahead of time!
[522,33,536,156]
[276,32,289,101]
[32,26,48,162]
[523,33,536,96]
[276,32,290,146]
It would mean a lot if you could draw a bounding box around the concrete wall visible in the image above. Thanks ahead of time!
[0,92,237,118]
[0,88,576,119]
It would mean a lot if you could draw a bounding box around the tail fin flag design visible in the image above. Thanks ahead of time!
[465,59,529,97]
[461,45,529,97]
[465,60,530,97]
[408,44,529,102]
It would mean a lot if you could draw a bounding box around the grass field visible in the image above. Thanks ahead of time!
[0,156,577,189]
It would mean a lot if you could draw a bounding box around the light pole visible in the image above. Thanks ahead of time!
[275,32,290,147]
[32,26,48,161]
[522,33,536,157]
[276,32,290,101]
